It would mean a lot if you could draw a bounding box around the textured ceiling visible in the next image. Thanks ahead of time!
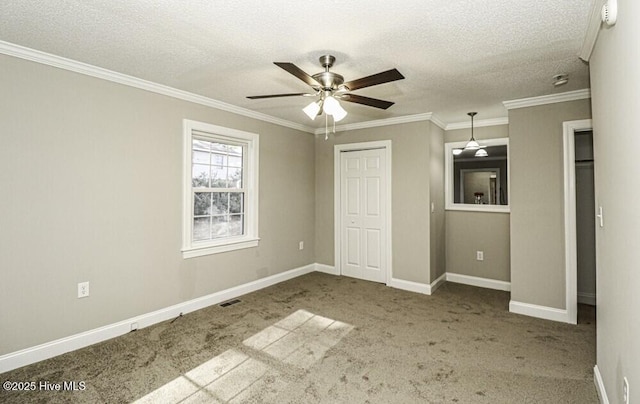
[0,0,593,127]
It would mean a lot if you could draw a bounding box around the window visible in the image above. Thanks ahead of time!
[445,138,509,213]
[182,120,259,258]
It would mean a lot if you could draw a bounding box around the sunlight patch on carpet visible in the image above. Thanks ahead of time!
[133,309,352,403]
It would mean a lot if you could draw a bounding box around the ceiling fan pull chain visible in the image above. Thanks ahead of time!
[325,113,329,140]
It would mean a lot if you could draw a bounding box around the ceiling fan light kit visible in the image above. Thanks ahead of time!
[248,54,405,139]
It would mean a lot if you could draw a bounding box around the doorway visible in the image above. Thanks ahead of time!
[334,141,391,284]
[563,119,594,324]
[575,130,596,307]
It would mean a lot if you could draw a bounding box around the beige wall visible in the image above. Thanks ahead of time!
[590,0,640,401]
[445,125,510,281]
[445,212,510,281]
[314,121,437,285]
[0,54,316,354]
[508,100,591,309]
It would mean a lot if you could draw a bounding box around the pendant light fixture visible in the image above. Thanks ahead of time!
[460,112,488,157]
[464,112,480,150]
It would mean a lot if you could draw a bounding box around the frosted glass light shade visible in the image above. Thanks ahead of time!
[465,139,480,150]
[303,101,321,120]
[322,96,340,115]
[475,148,488,157]
[332,103,347,121]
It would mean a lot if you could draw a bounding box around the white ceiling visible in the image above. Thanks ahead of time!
[0,0,593,128]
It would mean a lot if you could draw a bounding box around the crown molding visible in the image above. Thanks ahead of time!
[445,117,509,131]
[429,114,447,130]
[502,89,591,110]
[314,112,436,135]
[579,0,604,62]
[0,40,591,135]
[0,40,316,134]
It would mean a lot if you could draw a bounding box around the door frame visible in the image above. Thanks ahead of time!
[563,119,593,324]
[334,140,392,284]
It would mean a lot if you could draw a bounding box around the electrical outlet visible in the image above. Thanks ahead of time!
[299,241,304,250]
[623,377,629,404]
[476,251,484,261]
[77,281,89,298]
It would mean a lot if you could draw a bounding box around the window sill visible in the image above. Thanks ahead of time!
[446,204,510,213]
[182,237,260,259]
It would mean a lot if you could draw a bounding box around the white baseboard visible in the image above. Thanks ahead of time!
[509,300,571,323]
[318,264,438,296]
[430,273,447,294]
[446,272,511,291]
[0,263,316,374]
[594,365,610,404]
[314,263,339,276]
[578,292,596,306]
[388,278,431,295]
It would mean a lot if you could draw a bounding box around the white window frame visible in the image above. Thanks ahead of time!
[445,137,510,213]
[182,119,259,258]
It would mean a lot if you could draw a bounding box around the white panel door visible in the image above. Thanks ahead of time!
[340,148,387,283]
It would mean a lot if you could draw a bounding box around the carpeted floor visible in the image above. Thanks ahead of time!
[0,272,598,403]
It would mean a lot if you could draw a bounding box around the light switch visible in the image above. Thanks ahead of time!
[597,206,604,227]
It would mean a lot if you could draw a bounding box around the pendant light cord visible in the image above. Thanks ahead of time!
[470,113,475,141]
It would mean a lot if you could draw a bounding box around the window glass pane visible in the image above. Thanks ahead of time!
[211,143,228,153]
[193,217,211,241]
[211,152,225,166]
[229,215,244,236]
[229,193,243,214]
[192,150,210,164]
[228,155,242,168]
[228,145,243,156]
[211,166,227,188]
[211,216,229,238]
[192,164,210,187]
[212,192,229,214]
[194,192,212,216]
[193,139,211,151]
[228,167,242,188]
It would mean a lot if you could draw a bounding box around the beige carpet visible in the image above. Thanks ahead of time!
[0,272,597,403]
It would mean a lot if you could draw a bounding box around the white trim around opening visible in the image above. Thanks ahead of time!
[563,119,593,325]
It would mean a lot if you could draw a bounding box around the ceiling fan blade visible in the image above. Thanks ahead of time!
[246,93,309,99]
[341,94,395,110]
[274,62,322,87]
[343,68,405,91]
